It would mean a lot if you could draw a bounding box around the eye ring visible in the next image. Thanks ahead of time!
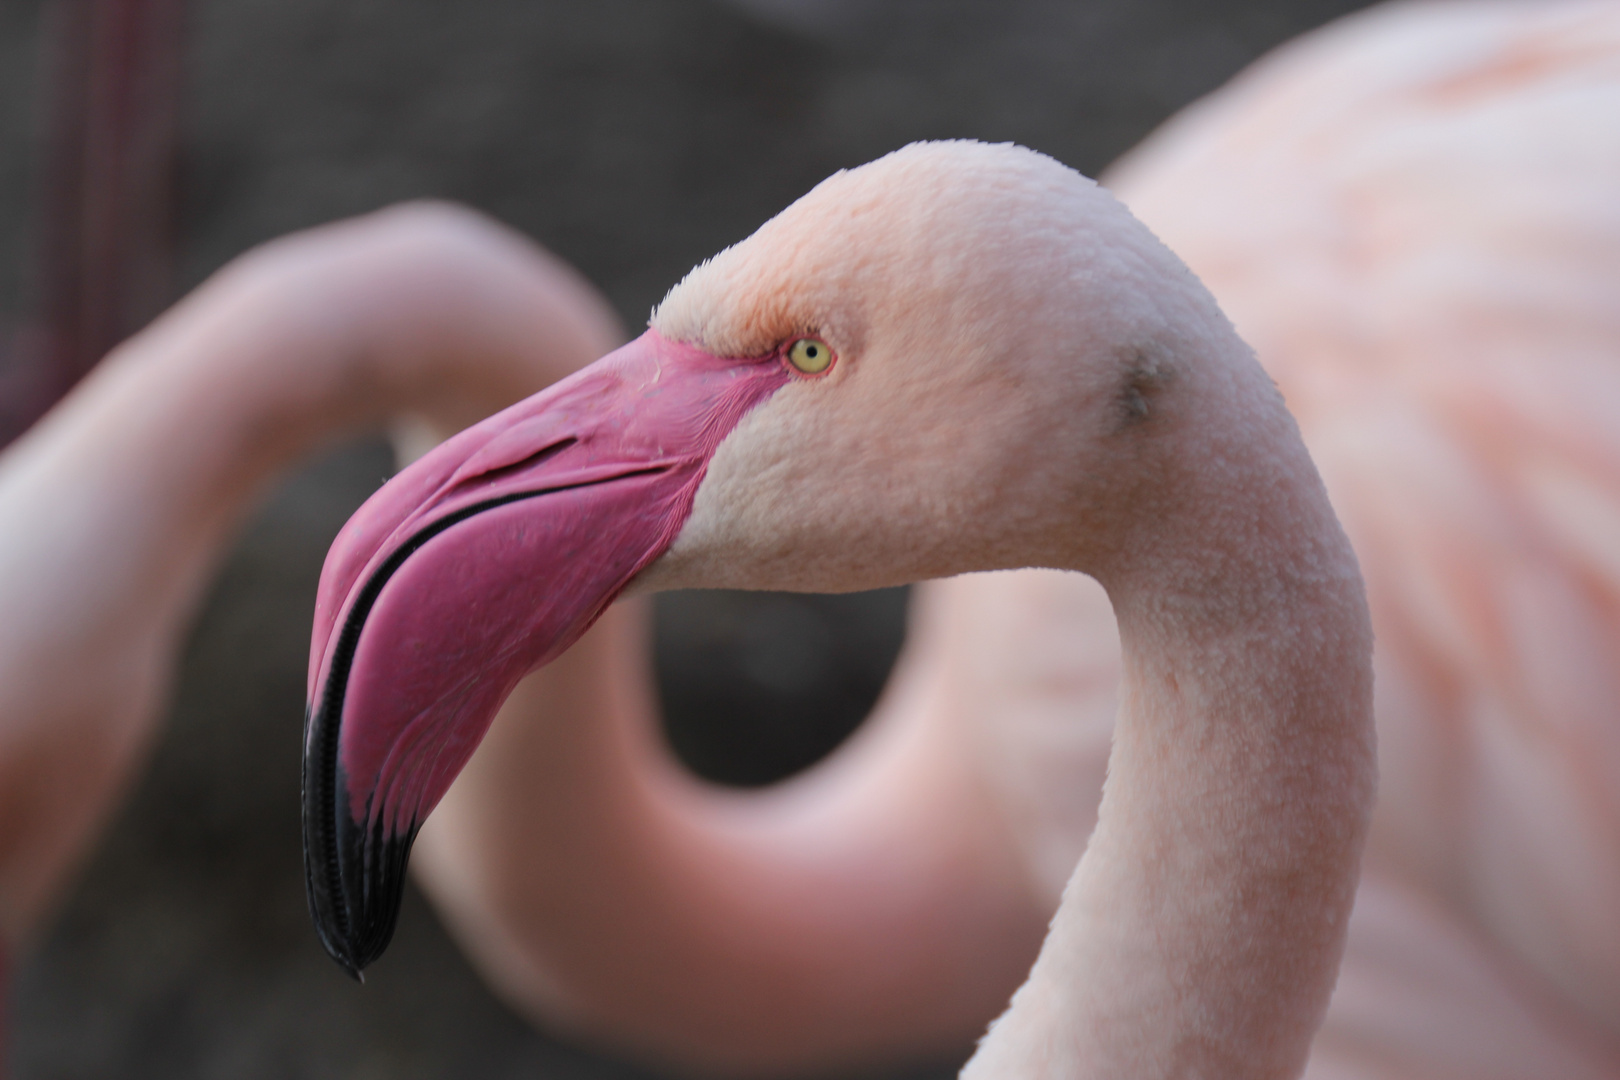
[786,336,834,376]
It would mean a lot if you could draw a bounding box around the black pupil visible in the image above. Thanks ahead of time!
[804,344,818,357]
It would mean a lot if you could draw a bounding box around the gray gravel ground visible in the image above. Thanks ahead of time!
[3,0,1372,1075]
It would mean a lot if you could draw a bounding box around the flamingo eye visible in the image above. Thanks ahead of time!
[786,337,833,375]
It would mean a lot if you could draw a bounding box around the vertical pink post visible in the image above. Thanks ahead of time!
[0,0,186,446]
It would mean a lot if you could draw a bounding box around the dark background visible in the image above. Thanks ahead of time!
[2,0,1373,1075]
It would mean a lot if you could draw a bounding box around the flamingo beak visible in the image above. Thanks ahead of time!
[301,330,789,977]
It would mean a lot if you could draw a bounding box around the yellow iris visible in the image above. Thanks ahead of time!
[787,337,832,374]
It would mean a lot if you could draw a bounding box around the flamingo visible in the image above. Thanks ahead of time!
[0,202,618,1012]
[302,139,1377,1078]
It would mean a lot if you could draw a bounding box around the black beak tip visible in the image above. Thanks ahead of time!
[307,898,367,982]
[302,701,417,981]
[301,804,417,980]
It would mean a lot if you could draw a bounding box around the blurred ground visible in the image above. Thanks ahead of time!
[2,0,1372,1075]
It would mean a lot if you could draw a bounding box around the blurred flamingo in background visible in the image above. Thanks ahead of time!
[0,203,617,1015]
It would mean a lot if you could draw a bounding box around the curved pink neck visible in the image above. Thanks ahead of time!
[0,207,619,943]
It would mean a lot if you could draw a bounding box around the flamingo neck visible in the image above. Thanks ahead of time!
[0,217,617,939]
[965,377,1376,1079]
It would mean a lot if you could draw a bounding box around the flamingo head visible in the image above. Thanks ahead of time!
[302,139,1237,975]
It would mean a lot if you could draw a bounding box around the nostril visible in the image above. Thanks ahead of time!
[459,437,578,491]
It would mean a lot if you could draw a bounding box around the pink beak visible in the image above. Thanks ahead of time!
[301,330,789,977]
